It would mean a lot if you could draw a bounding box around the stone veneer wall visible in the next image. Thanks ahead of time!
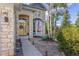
[0,4,15,56]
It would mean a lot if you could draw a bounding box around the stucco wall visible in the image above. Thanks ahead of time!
[0,4,15,56]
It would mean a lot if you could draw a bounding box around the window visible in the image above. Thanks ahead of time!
[37,20,41,32]
[38,11,41,17]
[38,13,40,17]
[33,20,35,32]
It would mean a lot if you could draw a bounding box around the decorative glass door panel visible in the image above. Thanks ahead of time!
[17,22,27,35]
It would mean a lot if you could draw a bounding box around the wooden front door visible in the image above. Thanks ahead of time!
[17,15,29,36]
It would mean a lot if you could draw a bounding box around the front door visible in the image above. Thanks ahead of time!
[17,15,29,36]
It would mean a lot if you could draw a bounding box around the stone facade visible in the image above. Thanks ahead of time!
[0,3,46,56]
[0,4,15,56]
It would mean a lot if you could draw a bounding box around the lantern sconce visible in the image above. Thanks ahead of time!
[4,16,9,22]
[2,11,9,22]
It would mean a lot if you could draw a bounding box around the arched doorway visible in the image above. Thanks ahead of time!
[17,14,29,36]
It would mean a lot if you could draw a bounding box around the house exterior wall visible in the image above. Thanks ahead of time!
[0,3,46,56]
[15,4,46,38]
[0,4,15,56]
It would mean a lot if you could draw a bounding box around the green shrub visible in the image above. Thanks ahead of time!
[57,26,79,55]
[42,35,49,41]
[42,34,53,41]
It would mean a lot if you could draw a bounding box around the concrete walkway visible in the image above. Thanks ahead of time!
[21,38,42,56]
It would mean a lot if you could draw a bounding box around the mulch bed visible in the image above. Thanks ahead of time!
[31,37,65,56]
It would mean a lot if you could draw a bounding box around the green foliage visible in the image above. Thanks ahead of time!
[50,3,68,41]
[75,11,79,27]
[57,26,79,55]
[61,10,70,28]
[45,22,48,34]
[53,3,67,8]
[42,34,52,41]
[42,35,49,41]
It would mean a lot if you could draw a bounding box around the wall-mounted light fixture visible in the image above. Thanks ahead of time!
[4,16,9,22]
[2,11,9,22]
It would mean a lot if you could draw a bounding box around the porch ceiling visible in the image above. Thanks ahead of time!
[22,4,46,11]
